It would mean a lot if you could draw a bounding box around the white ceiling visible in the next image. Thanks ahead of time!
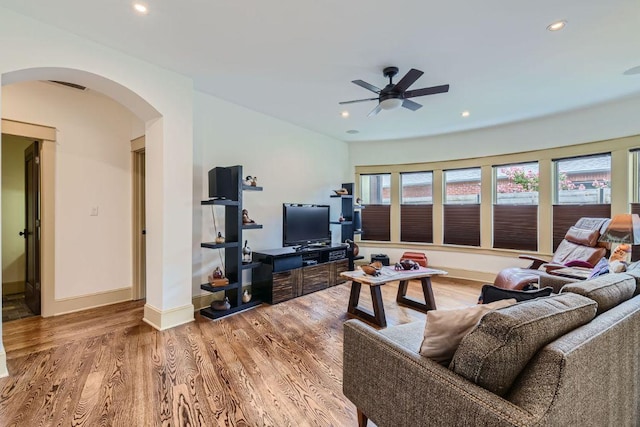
[1,0,639,142]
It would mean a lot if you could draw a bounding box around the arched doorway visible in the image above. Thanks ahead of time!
[1,69,160,320]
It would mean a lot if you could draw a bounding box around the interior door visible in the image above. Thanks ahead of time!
[23,141,41,315]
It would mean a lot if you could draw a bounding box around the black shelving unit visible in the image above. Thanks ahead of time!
[200,165,263,320]
[331,183,363,269]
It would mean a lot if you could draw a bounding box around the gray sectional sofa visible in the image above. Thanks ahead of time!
[343,272,640,426]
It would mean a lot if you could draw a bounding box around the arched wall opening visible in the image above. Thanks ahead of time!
[0,68,193,358]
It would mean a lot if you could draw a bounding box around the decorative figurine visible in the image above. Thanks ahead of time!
[361,261,382,276]
[242,209,256,224]
[242,240,252,262]
[211,297,231,311]
[215,232,225,244]
[338,213,345,222]
[242,289,252,303]
[394,259,420,271]
[212,266,224,279]
[245,175,254,186]
[208,266,229,286]
[251,176,258,187]
[355,197,362,206]
[333,188,349,196]
[345,239,359,257]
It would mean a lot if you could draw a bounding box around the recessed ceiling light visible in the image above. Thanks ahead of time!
[623,65,640,76]
[346,129,359,134]
[461,111,470,118]
[133,3,148,14]
[546,20,567,31]
[341,111,350,118]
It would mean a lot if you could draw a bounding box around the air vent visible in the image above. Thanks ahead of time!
[49,80,87,91]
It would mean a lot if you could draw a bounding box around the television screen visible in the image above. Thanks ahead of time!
[283,204,331,247]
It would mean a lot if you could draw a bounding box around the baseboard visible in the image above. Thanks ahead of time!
[143,303,194,331]
[0,349,8,378]
[431,265,494,284]
[48,287,133,317]
[2,281,25,296]
[192,293,216,311]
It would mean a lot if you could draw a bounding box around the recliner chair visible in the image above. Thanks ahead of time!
[494,217,610,290]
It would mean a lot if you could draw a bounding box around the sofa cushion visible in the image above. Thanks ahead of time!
[623,261,640,295]
[378,321,425,353]
[449,293,597,396]
[561,273,635,314]
[479,284,553,304]
[418,299,516,364]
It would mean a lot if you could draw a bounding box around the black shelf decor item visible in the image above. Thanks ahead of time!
[200,165,263,321]
[331,182,361,270]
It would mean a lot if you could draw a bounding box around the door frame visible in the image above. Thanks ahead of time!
[2,119,56,317]
[131,136,146,300]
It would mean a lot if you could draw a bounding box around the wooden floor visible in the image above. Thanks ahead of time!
[0,278,482,426]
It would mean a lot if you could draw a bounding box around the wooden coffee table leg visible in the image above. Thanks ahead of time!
[347,281,387,328]
[347,280,362,315]
[421,277,437,310]
[396,277,437,312]
[370,285,387,328]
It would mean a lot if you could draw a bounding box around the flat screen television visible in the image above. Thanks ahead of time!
[283,204,331,247]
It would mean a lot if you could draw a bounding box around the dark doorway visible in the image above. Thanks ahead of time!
[23,141,41,315]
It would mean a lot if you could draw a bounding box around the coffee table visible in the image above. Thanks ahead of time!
[340,266,448,327]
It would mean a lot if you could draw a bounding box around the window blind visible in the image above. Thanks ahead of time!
[400,204,433,243]
[493,205,538,251]
[443,204,480,246]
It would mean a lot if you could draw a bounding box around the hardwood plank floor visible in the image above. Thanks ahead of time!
[0,278,482,426]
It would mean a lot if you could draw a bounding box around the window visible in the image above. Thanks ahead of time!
[493,162,539,251]
[360,174,390,241]
[443,168,480,246]
[553,154,611,249]
[400,172,433,243]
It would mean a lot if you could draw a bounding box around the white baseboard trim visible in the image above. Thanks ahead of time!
[0,349,8,378]
[48,287,133,317]
[143,303,194,331]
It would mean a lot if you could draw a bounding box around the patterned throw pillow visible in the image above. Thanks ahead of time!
[450,293,597,396]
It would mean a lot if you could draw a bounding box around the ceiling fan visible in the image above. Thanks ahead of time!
[339,66,450,117]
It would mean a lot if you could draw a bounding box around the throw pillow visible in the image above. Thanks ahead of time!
[450,293,597,396]
[478,285,553,304]
[419,298,516,364]
[561,273,635,314]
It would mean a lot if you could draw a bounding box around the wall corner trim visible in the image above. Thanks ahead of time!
[143,303,195,331]
[0,349,8,378]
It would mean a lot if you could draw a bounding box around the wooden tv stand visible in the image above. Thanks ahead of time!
[252,244,351,304]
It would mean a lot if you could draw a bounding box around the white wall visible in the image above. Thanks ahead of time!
[0,4,195,338]
[1,134,32,284]
[193,91,350,295]
[2,81,141,299]
[348,94,640,167]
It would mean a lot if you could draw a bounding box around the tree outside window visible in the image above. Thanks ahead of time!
[496,163,539,205]
[555,155,611,204]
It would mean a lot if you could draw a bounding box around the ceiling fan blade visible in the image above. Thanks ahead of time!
[402,99,422,111]
[404,84,450,98]
[394,68,424,92]
[352,80,382,94]
[367,104,382,117]
[339,97,379,105]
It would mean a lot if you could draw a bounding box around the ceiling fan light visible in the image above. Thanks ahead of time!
[380,98,403,110]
